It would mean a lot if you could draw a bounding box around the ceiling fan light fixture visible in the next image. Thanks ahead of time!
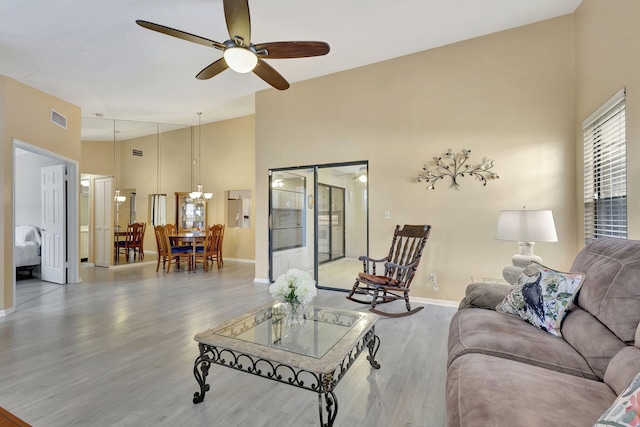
[224,46,258,73]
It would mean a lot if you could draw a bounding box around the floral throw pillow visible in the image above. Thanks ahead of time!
[496,262,585,337]
[594,373,640,426]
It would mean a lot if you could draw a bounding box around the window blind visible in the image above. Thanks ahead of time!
[583,89,626,243]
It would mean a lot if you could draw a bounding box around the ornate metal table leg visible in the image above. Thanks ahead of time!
[318,391,338,427]
[193,343,211,403]
[366,330,381,369]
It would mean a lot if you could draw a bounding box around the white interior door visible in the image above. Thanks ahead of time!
[41,164,66,284]
[94,177,113,267]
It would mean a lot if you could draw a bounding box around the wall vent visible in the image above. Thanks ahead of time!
[132,149,143,157]
[51,109,67,129]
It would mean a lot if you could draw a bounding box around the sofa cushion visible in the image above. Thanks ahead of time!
[561,306,628,380]
[604,347,640,396]
[595,372,640,426]
[496,262,584,337]
[448,308,598,380]
[570,238,640,343]
[458,282,511,310]
[446,353,616,427]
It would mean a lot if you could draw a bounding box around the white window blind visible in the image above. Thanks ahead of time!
[583,89,626,243]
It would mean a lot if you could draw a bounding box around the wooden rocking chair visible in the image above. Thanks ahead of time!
[347,224,432,317]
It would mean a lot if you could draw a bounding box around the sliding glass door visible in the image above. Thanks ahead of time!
[317,184,345,265]
[269,168,315,280]
[269,162,368,292]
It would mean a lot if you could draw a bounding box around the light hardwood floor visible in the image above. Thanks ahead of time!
[1,262,455,427]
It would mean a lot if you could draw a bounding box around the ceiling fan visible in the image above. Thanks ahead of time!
[136,0,330,90]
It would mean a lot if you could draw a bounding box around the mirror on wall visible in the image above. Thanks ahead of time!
[82,116,191,265]
[226,190,251,228]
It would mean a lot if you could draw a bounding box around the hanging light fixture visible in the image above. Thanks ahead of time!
[189,112,213,201]
[114,189,127,206]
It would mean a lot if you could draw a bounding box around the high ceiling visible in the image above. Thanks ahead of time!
[1,0,582,136]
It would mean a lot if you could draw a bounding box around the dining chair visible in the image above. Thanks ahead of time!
[192,225,222,271]
[217,224,225,267]
[154,225,191,273]
[135,222,146,259]
[115,223,135,261]
[127,222,144,260]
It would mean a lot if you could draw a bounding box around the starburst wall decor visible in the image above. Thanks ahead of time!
[416,149,499,190]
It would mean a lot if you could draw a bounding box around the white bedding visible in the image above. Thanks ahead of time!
[15,225,41,268]
[15,241,41,267]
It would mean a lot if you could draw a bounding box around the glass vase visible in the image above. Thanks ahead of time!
[283,301,306,327]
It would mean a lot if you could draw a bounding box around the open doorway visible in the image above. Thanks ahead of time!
[268,161,368,292]
[12,139,80,309]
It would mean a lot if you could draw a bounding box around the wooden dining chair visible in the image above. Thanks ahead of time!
[126,222,144,260]
[192,225,222,271]
[115,223,134,261]
[154,225,191,273]
[217,224,225,267]
[135,222,146,259]
[347,224,432,317]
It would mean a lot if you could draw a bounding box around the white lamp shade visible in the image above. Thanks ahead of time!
[496,210,558,242]
[224,47,258,73]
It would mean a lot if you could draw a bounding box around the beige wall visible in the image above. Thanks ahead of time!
[200,115,256,261]
[1,75,81,312]
[256,15,578,301]
[574,0,640,243]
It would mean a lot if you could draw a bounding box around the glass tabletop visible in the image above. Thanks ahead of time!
[213,303,366,359]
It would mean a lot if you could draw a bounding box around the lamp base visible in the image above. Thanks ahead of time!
[502,242,542,285]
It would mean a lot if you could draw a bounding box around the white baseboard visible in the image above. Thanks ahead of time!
[110,260,158,269]
[225,258,255,264]
[253,277,270,284]
[411,296,459,308]
[0,306,16,317]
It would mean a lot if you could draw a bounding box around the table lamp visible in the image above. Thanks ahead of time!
[496,209,558,284]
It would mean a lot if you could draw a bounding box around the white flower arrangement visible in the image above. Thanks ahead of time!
[269,268,317,305]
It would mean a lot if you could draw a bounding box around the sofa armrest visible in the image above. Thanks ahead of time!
[458,282,512,310]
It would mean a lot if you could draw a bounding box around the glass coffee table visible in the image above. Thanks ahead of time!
[192,301,381,426]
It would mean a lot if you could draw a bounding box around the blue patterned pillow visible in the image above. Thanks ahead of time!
[595,373,640,426]
[496,262,585,337]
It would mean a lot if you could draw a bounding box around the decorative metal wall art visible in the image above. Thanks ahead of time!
[416,149,499,190]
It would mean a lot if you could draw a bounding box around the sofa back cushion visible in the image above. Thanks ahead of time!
[570,238,640,343]
[562,306,627,380]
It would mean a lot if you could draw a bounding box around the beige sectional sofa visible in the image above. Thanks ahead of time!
[446,237,640,426]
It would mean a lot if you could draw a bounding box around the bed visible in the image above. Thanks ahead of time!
[15,225,42,277]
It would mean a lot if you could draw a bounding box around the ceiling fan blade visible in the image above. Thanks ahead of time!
[196,58,229,80]
[254,41,330,59]
[224,0,251,46]
[136,20,225,50]
[253,59,290,90]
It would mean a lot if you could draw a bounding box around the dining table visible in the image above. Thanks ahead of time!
[169,232,206,272]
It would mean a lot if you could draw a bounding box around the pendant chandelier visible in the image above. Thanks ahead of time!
[189,112,213,201]
[114,189,126,206]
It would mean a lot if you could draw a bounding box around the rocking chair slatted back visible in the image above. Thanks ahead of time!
[386,225,430,283]
[348,224,432,317]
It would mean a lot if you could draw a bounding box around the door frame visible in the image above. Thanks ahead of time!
[12,139,80,307]
[268,160,368,290]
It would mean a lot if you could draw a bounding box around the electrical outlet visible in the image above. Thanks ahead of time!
[384,211,390,220]
[429,274,439,291]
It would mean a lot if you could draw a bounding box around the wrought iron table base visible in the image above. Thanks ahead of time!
[192,327,381,426]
